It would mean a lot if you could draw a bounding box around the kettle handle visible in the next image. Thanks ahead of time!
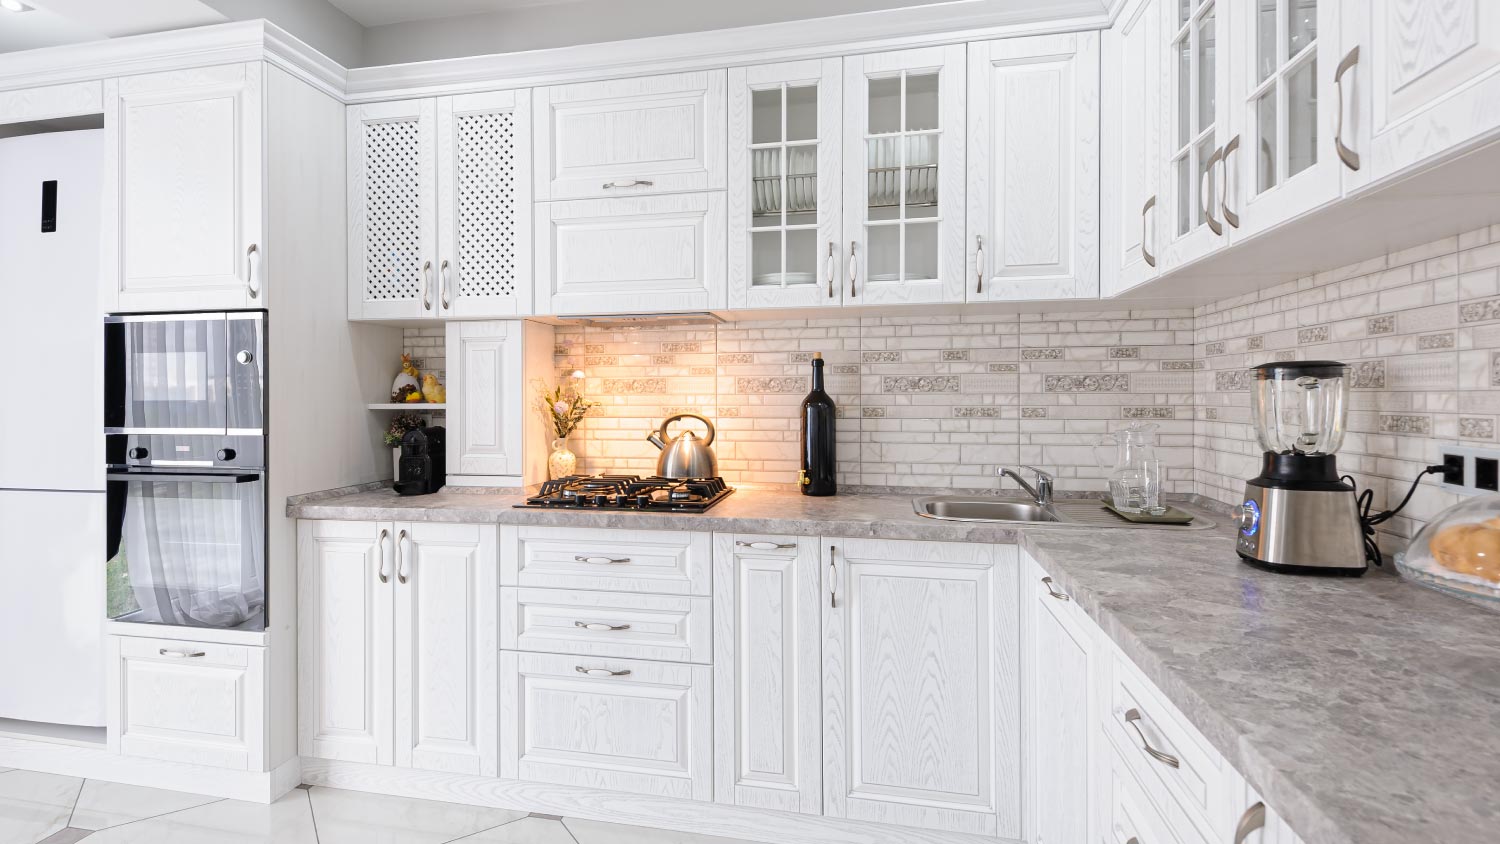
[659,413,715,447]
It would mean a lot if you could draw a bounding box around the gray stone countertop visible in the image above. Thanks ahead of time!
[288,484,1500,844]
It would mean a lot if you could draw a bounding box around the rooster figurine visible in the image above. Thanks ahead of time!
[391,354,421,402]
[421,373,446,404]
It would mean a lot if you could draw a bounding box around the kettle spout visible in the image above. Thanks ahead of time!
[646,431,665,450]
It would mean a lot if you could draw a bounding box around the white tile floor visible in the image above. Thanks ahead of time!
[0,769,763,844]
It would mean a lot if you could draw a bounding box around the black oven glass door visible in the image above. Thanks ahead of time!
[106,314,232,434]
[227,312,265,434]
[105,470,266,631]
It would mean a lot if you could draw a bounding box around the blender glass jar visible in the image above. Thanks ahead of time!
[1251,361,1349,455]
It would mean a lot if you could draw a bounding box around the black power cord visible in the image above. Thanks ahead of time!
[1344,464,1445,567]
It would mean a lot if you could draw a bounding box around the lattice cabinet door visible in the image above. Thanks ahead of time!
[348,99,437,320]
[437,90,533,317]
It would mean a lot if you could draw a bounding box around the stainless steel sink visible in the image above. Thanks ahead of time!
[913,497,1061,522]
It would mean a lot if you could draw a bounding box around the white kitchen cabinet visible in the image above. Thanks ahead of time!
[502,525,713,596]
[1020,549,1098,844]
[297,520,498,777]
[1342,1,1500,191]
[1102,0,1165,297]
[108,634,266,771]
[727,59,844,309]
[842,45,967,305]
[1222,0,1345,240]
[1225,772,1305,844]
[533,70,726,201]
[349,92,531,320]
[103,63,264,312]
[1160,0,1234,271]
[967,32,1100,301]
[534,192,727,314]
[500,650,713,801]
[821,537,1018,838]
[503,587,712,664]
[712,535,822,814]
[445,319,551,486]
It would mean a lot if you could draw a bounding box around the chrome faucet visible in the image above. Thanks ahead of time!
[999,466,1054,506]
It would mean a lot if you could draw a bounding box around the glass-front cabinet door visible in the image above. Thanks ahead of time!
[1161,0,1232,270]
[727,59,843,309]
[1224,0,1342,240]
[842,45,966,306]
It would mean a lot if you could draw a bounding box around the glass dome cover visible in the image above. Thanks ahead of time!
[1250,361,1348,455]
[1396,494,1500,608]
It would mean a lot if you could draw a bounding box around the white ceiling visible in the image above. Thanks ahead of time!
[327,0,583,28]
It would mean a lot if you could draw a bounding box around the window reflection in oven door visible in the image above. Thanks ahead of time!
[105,470,266,632]
[105,313,230,434]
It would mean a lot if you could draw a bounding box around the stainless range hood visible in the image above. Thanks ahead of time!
[556,312,726,328]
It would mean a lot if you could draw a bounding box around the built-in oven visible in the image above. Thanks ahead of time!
[104,311,268,632]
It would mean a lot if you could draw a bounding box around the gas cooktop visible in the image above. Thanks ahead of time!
[516,474,734,512]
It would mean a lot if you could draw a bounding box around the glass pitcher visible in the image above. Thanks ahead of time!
[1095,422,1162,513]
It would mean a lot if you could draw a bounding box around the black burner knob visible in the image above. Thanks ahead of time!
[217,448,237,461]
[127,447,148,460]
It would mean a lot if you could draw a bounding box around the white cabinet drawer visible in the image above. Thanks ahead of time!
[533,70,726,201]
[1103,646,1226,841]
[1105,743,1208,844]
[500,651,712,801]
[107,635,265,771]
[501,587,711,663]
[534,192,727,315]
[502,526,712,595]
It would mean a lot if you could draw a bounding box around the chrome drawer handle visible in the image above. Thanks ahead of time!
[245,243,260,299]
[1041,576,1070,601]
[1233,802,1267,844]
[575,666,632,677]
[736,541,795,550]
[1141,195,1156,267]
[421,261,432,310]
[397,529,409,584]
[602,179,654,189]
[158,649,206,659]
[574,621,631,632]
[377,528,390,583]
[1335,46,1361,171]
[1124,708,1181,768]
[574,555,630,564]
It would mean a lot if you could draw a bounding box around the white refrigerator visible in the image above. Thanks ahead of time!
[0,129,107,727]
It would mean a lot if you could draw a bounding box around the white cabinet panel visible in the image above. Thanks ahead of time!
[502,526,713,596]
[712,535,822,814]
[843,46,967,305]
[968,32,1100,301]
[105,63,263,312]
[395,522,498,777]
[447,320,524,479]
[1102,0,1165,297]
[108,635,265,771]
[533,70,726,201]
[822,537,1018,838]
[500,651,713,801]
[437,89,533,317]
[297,520,395,766]
[503,587,711,664]
[535,192,727,315]
[347,98,437,320]
[727,59,844,310]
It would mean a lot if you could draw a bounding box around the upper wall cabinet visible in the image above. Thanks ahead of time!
[1342,1,1500,191]
[1102,0,1164,297]
[727,59,844,310]
[1160,0,1233,271]
[968,32,1100,301]
[843,46,967,305]
[1222,0,1345,241]
[103,63,264,313]
[348,92,532,320]
[533,71,726,201]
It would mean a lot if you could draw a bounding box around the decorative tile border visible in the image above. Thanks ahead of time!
[954,406,1000,417]
[1379,414,1433,435]
[1044,374,1129,392]
[1214,370,1251,391]
[1022,348,1065,361]
[1109,346,1141,359]
[941,349,971,361]
[862,351,901,363]
[883,375,960,393]
[718,353,754,364]
[1418,332,1454,350]
[662,341,702,353]
[735,376,807,393]
[1348,360,1387,389]
[1461,417,1496,439]
[601,377,667,394]
[988,363,1020,372]
[1021,407,1048,418]
[1297,325,1330,344]
[1123,407,1174,419]
[1368,315,1395,335]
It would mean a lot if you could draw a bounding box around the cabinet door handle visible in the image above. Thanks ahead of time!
[377,528,390,584]
[396,529,409,584]
[1233,802,1267,844]
[1335,46,1361,171]
[828,544,838,609]
[602,179,654,189]
[1221,134,1241,229]
[158,648,206,658]
[736,540,796,550]
[421,261,433,310]
[847,241,857,298]
[1123,708,1181,768]
[440,259,452,308]
[1041,576,1070,601]
[975,234,985,294]
[1200,146,1223,236]
[574,620,631,632]
[1141,195,1157,268]
[1125,838,1140,844]
[575,665,632,677]
[574,555,630,564]
[245,244,260,299]
[826,242,836,298]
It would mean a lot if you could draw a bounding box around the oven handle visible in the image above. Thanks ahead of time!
[107,471,262,484]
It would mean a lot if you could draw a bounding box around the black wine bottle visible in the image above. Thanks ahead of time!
[800,353,837,496]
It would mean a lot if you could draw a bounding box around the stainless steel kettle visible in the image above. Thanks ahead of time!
[646,413,718,479]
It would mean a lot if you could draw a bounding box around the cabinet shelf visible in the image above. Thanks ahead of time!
[367,403,446,411]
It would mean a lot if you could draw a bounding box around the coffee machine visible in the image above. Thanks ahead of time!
[395,426,446,496]
[1236,361,1367,575]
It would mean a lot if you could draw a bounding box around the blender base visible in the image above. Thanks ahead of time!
[1235,475,1369,575]
[1237,553,1367,577]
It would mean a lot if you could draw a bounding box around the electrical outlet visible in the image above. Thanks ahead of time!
[1439,446,1500,495]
